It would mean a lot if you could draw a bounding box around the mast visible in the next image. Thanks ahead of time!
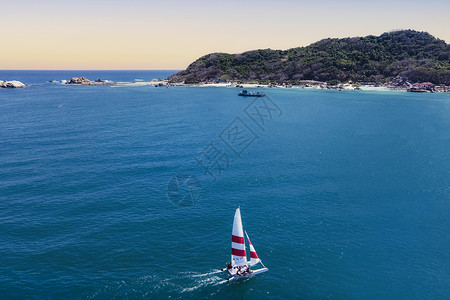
[231,207,247,267]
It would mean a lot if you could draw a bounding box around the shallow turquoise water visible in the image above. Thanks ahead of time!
[1,71,449,299]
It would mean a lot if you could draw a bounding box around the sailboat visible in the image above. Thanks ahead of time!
[222,207,268,281]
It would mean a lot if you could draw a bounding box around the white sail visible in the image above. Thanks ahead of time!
[231,207,247,267]
[245,231,262,267]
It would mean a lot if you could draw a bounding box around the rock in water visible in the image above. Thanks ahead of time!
[0,80,26,88]
[67,77,113,85]
[68,77,93,85]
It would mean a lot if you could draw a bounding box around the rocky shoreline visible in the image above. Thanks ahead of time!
[172,79,450,93]
[3,77,449,93]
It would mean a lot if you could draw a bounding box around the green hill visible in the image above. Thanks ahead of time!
[169,30,450,85]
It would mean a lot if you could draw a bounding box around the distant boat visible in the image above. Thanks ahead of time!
[238,90,265,97]
[407,87,428,93]
[221,207,268,281]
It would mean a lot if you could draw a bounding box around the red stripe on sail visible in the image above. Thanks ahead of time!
[232,235,244,244]
[250,251,259,259]
[232,248,246,256]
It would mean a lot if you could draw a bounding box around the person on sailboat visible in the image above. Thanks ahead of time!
[237,266,243,276]
[226,262,232,270]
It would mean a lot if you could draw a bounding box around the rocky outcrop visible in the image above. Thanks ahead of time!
[0,80,26,88]
[68,77,93,85]
[66,77,114,85]
[387,75,413,89]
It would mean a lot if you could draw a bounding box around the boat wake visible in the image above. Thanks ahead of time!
[190,269,223,277]
[213,279,230,285]
[175,269,230,293]
[180,275,224,293]
[86,270,228,298]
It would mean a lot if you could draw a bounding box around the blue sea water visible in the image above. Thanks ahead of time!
[1,71,449,299]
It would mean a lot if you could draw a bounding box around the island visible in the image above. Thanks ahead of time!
[168,30,450,92]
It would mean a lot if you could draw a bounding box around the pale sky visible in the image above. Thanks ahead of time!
[1,0,449,70]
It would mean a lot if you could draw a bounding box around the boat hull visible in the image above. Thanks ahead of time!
[238,94,265,97]
[227,267,268,281]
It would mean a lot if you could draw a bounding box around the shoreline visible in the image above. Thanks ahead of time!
[167,81,450,93]
[182,80,450,93]
[104,79,445,93]
[108,81,403,92]
[115,79,449,93]
[190,82,396,92]
[4,77,449,93]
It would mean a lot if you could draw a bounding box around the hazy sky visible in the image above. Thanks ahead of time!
[1,0,449,70]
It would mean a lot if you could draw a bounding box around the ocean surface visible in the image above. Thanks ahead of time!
[1,71,449,299]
